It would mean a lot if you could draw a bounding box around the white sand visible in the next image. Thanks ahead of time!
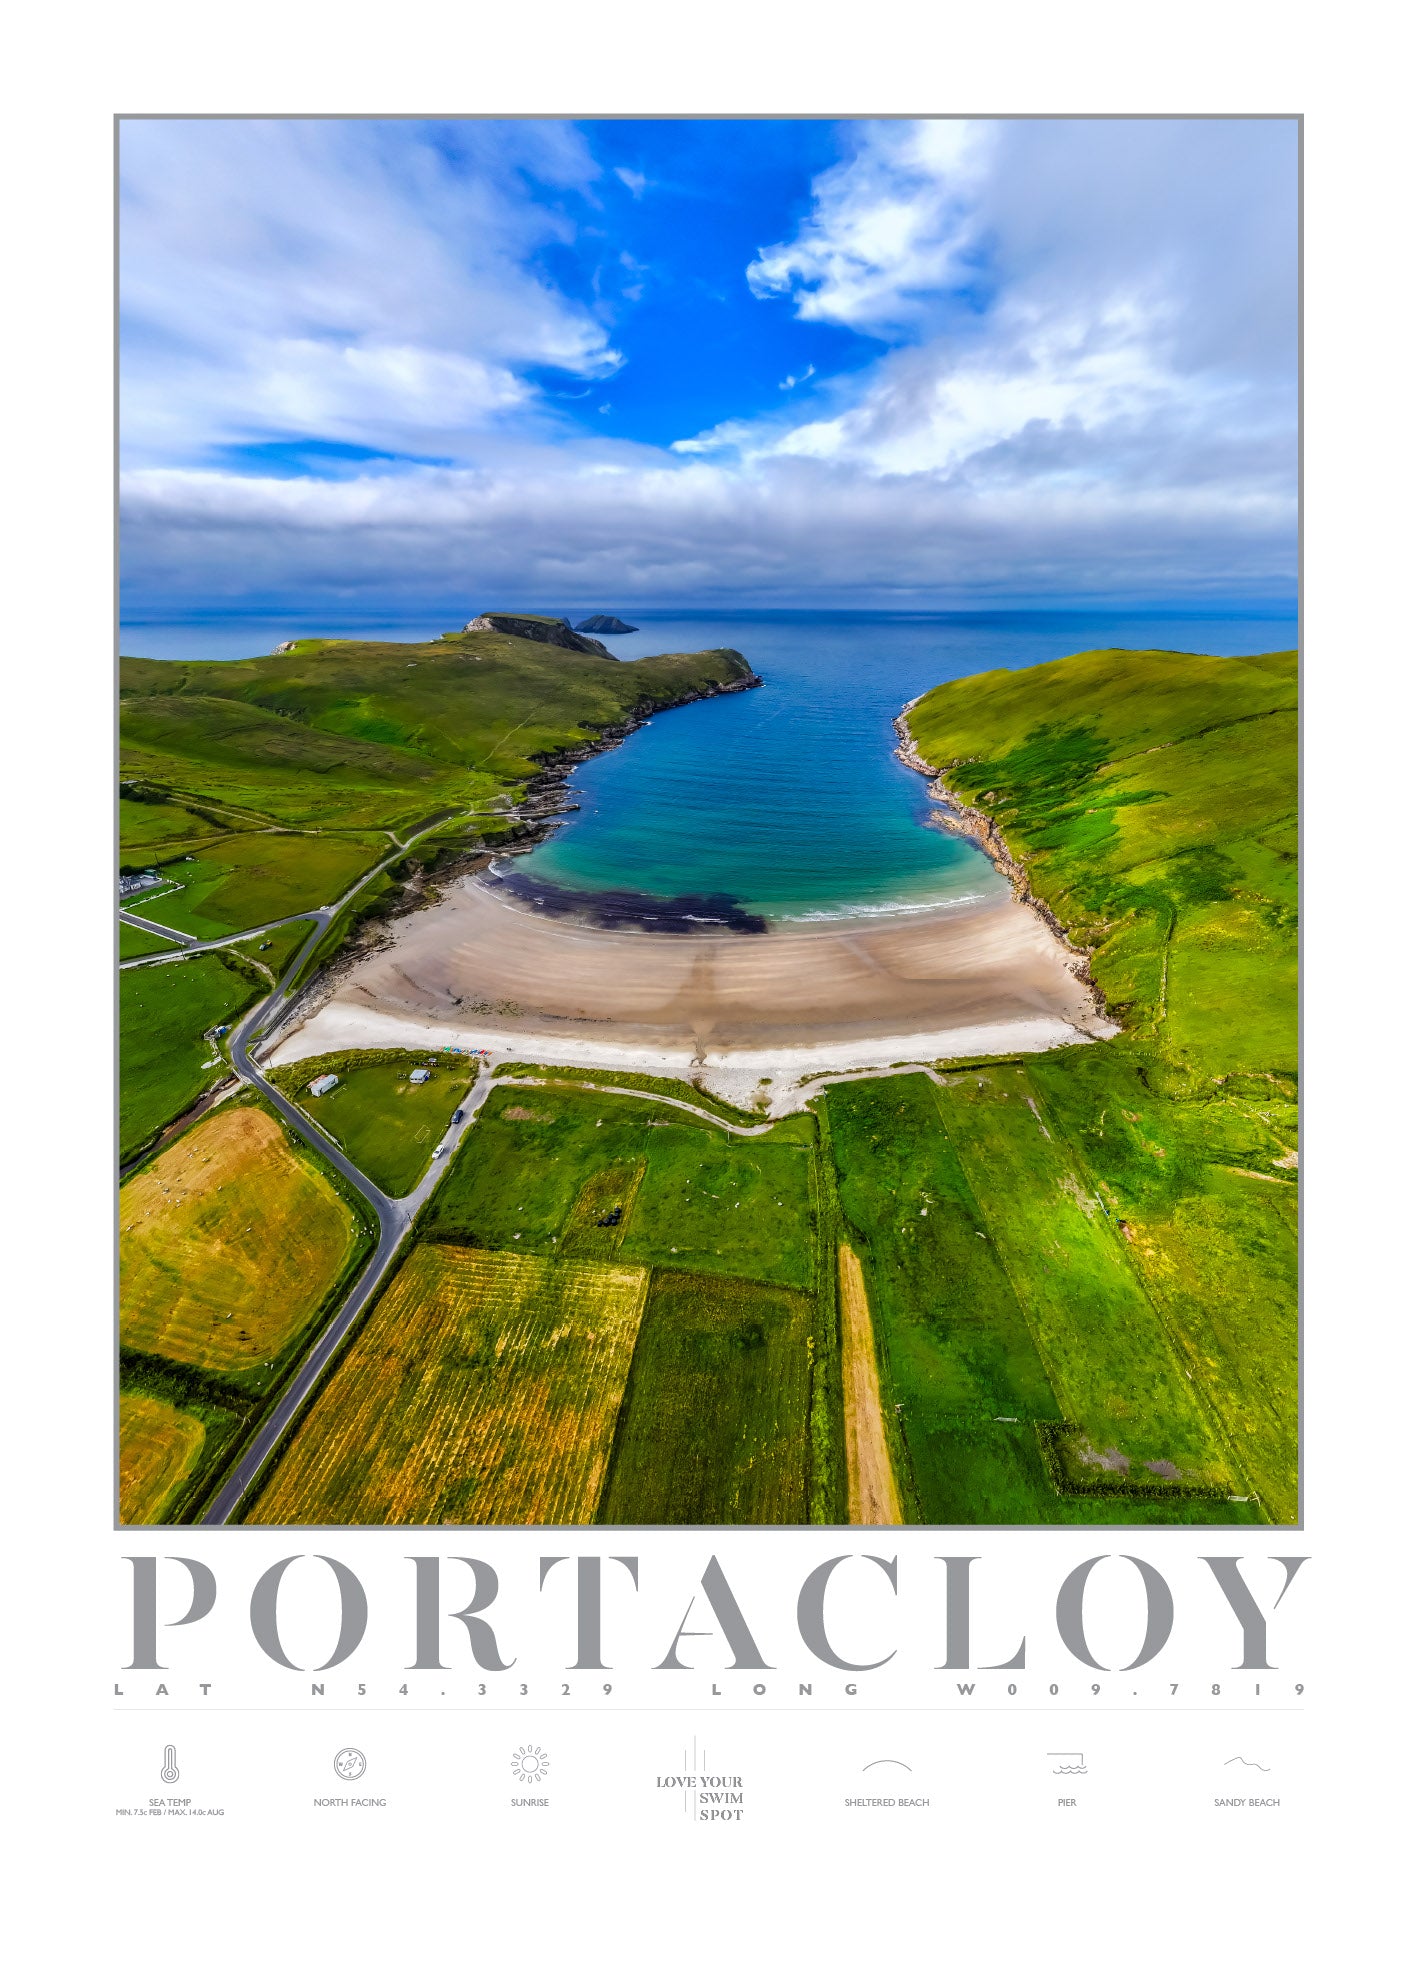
[265,871,1114,1111]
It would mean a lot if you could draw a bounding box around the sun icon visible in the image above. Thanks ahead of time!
[511,1744,550,1785]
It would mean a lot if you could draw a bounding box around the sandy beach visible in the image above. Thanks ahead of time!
[267,874,1111,1098]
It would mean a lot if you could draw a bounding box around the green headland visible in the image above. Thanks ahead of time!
[886,645,1298,1519]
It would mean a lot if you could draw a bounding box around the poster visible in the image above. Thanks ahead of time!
[10,4,1405,1969]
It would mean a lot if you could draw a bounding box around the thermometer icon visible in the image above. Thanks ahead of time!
[160,1745,180,1785]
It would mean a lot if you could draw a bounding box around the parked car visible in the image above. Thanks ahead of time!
[432,1145,447,1159]
[451,1109,464,1124]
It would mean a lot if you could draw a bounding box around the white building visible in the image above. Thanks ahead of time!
[409,1068,432,1085]
[308,1073,339,1097]
[119,870,164,898]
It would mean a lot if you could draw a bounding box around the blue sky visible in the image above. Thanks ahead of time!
[120,117,1298,613]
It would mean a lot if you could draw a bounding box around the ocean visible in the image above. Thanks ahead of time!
[120,607,1298,925]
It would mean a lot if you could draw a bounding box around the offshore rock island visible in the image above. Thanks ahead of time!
[462,611,615,656]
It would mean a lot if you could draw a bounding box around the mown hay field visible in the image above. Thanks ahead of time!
[247,1245,650,1525]
[599,1271,814,1525]
[118,1391,206,1523]
[120,1103,362,1380]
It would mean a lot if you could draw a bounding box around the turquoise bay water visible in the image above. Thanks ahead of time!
[509,610,1298,922]
[121,608,1297,926]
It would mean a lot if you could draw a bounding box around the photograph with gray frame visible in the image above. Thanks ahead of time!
[116,113,1298,1530]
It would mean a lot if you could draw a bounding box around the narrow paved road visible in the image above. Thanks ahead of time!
[119,906,317,964]
[200,994,492,1524]
[119,908,199,947]
[199,909,392,1524]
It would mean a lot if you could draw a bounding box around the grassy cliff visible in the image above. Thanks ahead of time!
[908,645,1297,1068]
[119,628,757,839]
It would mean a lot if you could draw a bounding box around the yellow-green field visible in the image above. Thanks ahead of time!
[119,1392,206,1523]
[120,1103,361,1378]
[247,1244,650,1524]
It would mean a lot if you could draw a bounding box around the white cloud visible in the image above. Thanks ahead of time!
[614,166,648,198]
[670,419,759,456]
[748,121,993,334]
[120,119,619,465]
[695,119,1297,505]
[777,364,816,391]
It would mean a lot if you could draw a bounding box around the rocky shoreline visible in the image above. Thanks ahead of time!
[517,654,762,834]
[891,704,1109,1020]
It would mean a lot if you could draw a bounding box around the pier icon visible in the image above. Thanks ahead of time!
[1048,1752,1088,1776]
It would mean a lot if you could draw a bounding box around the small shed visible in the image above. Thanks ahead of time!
[308,1073,340,1097]
[409,1068,432,1085]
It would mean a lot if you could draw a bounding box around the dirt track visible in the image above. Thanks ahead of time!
[838,1243,902,1525]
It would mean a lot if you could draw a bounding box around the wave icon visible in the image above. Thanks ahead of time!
[1048,1752,1088,1776]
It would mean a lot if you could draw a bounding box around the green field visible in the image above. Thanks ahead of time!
[271,1051,473,1196]
[493,1063,762,1126]
[119,953,261,1159]
[905,646,1298,1520]
[823,1075,1061,1522]
[228,917,318,977]
[599,1272,814,1524]
[120,792,229,863]
[119,920,180,959]
[136,832,387,939]
[421,1084,815,1288]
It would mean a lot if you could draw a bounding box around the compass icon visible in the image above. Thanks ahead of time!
[511,1744,550,1785]
[333,1747,367,1782]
